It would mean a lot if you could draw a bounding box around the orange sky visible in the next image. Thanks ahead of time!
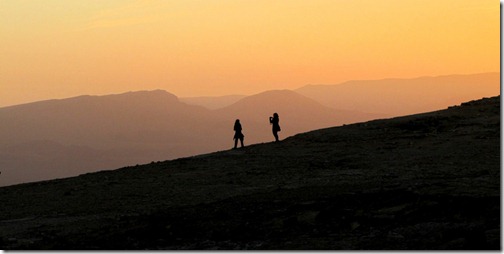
[0,0,500,107]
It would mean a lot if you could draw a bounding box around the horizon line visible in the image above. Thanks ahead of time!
[1,71,499,108]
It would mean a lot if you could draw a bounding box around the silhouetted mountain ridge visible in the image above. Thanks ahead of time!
[0,90,213,146]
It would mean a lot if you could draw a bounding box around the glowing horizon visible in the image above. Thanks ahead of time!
[0,0,499,107]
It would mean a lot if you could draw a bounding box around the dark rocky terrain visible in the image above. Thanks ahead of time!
[0,96,500,250]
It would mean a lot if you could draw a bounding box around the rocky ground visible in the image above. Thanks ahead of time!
[0,96,500,250]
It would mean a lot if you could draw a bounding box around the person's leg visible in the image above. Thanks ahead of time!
[234,138,238,148]
[273,131,279,142]
[240,137,244,147]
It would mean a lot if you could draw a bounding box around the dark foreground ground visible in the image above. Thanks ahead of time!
[0,96,500,250]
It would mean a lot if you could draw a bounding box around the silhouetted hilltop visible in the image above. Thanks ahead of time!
[0,96,499,250]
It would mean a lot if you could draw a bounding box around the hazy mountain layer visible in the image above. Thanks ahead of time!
[0,73,498,186]
[296,72,500,116]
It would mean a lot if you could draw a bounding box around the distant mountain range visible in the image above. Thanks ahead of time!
[0,72,499,186]
[295,72,499,116]
[0,90,215,185]
[180,73,499,115]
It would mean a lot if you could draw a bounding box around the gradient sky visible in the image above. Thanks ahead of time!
[0,0,500,107]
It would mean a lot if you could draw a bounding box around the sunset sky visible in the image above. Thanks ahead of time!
[0,0,499,107]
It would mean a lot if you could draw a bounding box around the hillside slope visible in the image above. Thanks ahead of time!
[0,96,499,250]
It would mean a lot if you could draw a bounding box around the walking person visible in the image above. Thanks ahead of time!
[269,113,281,142]
[233,119,244,148]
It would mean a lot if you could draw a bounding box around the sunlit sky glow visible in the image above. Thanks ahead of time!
[0,0,499,107]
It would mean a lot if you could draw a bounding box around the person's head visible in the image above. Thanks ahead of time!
[235,119,240,124]
[273,113,278,118]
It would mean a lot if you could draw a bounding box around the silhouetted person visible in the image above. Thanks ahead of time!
[233,119,244,148]
[269,113,281,142]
